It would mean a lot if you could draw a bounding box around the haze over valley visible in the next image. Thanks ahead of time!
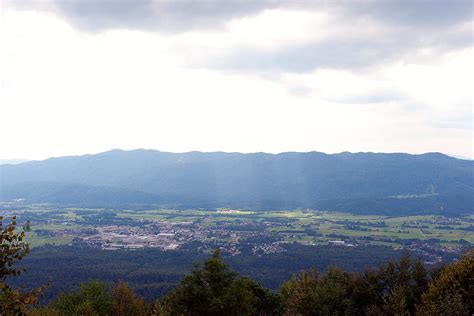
[1,0,472,313]
[2,149,473,214]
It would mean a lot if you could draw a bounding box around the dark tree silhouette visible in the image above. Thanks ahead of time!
[159,249,280,316]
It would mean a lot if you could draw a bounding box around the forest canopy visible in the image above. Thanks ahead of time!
[1,216,472,316]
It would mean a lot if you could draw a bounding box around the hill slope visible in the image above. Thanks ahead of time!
[1,149,473,214]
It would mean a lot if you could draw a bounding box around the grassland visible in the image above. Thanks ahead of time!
[3,206,473,251]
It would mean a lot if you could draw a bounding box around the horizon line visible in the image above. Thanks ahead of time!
[2,148,472,164]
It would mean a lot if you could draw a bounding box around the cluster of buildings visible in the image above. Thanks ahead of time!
[251,243,285,256]
[77,222,190,250]
[67,213,298,256]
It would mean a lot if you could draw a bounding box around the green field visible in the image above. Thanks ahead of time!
[3,206,473,251]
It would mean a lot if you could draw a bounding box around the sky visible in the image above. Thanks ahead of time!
[1,0,473,160]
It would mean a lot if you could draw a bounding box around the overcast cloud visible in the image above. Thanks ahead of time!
[10,1,472,33]
[7,0,473,72]
[1,0,472,159]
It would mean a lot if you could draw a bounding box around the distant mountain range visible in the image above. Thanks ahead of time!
[1,149,473,215]
[0,159,29,165]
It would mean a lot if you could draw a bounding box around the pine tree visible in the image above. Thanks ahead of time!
[160,249,279,316]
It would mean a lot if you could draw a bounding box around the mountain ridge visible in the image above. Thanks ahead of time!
[5,148,460,164]
[1,149,472,214]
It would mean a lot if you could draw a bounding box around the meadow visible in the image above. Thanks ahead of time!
[4,205,472,252]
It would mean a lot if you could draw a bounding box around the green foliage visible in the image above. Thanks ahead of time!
[50,280,148,316]
[13,243,401,303]
[347,253,428,315]
[417,249,473,315]
[281,254,429,315]
[110,281,147,316]
[281,268,355,315]
[280,269,320,315]
[20,248,474,316]
[0,215,47,315]
[51,281,110,315]
[159,249,280,316]
[378,254,428,315]
[0,216,29,281]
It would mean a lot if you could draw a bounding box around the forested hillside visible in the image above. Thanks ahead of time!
[1,149,473,214]
[2,216,473,315]
[21,250,472,315]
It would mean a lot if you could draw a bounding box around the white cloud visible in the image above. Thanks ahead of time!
[0,7,472,160]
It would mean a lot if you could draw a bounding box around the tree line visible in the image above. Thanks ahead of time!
[1,216,473,315]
